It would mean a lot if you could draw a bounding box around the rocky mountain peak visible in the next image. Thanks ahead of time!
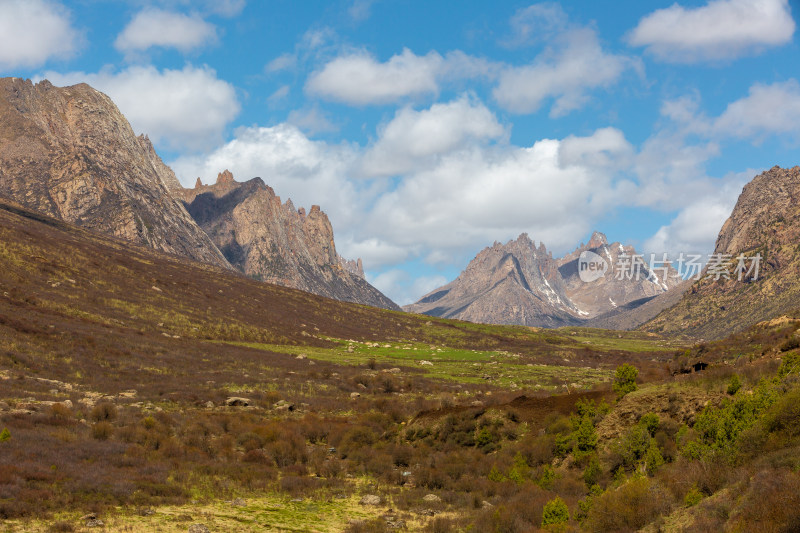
[182,170,397,310]
[216,169,235,184]
[406,230,681,327]
[0,77,229,269]
[715,165,800,256]
[588,231,608,248]
[194,177,203,188]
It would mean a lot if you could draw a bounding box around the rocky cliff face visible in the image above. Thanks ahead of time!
[645,166,800,339]
[404,232,679,328]
[0,77,229,268]
[182,171,399,310]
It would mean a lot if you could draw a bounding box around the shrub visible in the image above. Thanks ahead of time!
[0,428,10,442]
[542,496,569,526]
[90,403,118,422]
[583,454,602,487]
[779,336,800,353]
[586,476,671,531]
[92,422,114,441]
[639,413,659,436]
[685,380,779,459]
[507,453,530,484]
[727,374,742,395]
[778,351,800,377]
[613,364,638,399]
[684,485,703,507]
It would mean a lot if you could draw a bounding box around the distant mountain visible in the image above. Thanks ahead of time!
[404,232,679,327]
[644,166,800,339]
[558,231,682,317]
[182,171,399,310]
[0,78,230,268]
[404,234,579,327]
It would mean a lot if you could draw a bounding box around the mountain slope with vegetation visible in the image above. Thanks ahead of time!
[0,197,694,531]
[645,166,800,339]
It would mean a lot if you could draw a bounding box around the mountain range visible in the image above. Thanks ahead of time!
[404,231,681,327]
[2,77,800,338]
[0,78,397,310]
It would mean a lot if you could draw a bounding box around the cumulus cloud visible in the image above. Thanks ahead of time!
[360,95,506,177]
[0,0,81,70]
[306,48,444,105]
[643,173,751,258]
[714,79,800,141]
[170,124,364,227]
[661,80,800,144]
[115,8,217,54]
[493,28,637,116]
[628,0,795,63]
[167,93,739,302]
[170,97,633,276]
[44,65,239,152]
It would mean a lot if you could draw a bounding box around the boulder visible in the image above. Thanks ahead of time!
[225,397,250,407]
[359,494,381,506]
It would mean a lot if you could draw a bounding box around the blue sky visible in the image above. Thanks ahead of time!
[1,0,798,304]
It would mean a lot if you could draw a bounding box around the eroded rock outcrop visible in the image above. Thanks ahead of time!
[182,171,398,310]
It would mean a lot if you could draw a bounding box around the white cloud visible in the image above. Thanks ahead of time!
[348,0,374,22]
[267,84,290,104]
[306,48,444,105]
[265,53,296,73]
[503,2,569,47]
[633,131,721,210]
[493,28,637,116]
[115,8,217,54]
[169,93,744,301]
[287,105,339,135]
[205,0,246,17]
[628,0,795,63]
[360,95,506,177]
[171,99,631,271]
[44,65,239,152]
[139,0,246,18]
[0,0,81,70]
[660,80,800,144]
[715,79,800,141]
[643,173,751,258]
[559,127,634,170]
[170,123,363,226]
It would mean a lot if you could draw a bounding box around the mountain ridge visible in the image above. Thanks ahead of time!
[405,231,681,327]
[182,170,399,310]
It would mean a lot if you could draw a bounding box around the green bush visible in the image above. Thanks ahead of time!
[542,496,569,526]
[613,364,638,399]
[778,351,800,378]
[684,486,703,507]
[583,454,602,487]
[0,427,10,442]
[684,380,779,459]
[727,374,742,395]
